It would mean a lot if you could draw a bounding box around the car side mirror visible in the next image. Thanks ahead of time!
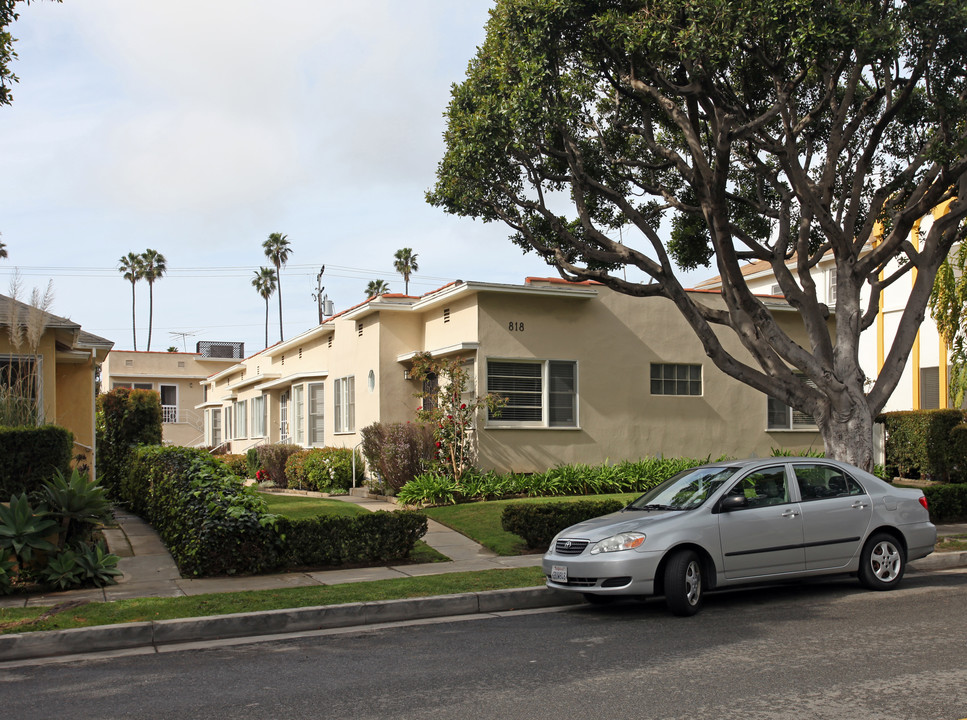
[718,494,748,512]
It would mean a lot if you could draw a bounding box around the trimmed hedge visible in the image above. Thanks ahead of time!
[96,387,162,498]
[276,511,428,568]
[501,499,625,550]
[923,483,967,523]
[123,446,281,577]
[285,447,362,492]
[880,409,966,481]
[0,424,73,497]
[217,454,249,479]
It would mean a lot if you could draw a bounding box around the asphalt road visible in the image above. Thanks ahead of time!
[3,569,967,720]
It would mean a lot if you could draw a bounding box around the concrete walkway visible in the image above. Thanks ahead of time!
[0,493,543,610]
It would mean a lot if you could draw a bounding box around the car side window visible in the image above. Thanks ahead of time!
[727,466,789,509]
[793,464,865,501]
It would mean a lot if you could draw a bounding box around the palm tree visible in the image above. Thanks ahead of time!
[252,267,278,349]
[140,248,167,351]
[365,279,390,298]
[118,252,144,350]
[0,235,7,260]
[393,248,419,295]
[262,232,293,341]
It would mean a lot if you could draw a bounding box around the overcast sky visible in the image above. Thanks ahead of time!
[0,0,569,354]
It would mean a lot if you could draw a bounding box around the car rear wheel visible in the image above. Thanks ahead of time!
[858,532,906,590]
[664,550,703,616]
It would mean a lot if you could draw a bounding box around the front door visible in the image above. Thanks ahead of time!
[718,465,806,579]
[279,392,289,443]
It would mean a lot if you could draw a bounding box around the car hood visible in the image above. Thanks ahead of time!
[558,509,684,541]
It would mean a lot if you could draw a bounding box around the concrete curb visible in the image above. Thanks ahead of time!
[0,587,583,663]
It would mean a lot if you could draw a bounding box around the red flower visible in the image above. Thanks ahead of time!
[435,441,442,448]
[460,403,467,409]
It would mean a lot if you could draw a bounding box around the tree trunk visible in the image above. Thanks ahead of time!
[147,283,154,351]
[130,281,137,351]
[815,401,875,472]
[277,268,284,342]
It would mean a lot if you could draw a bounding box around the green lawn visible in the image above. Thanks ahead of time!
[259,492,368,520]
[0,566,546,636]
[258,492,448,564]
[424,493,639,555]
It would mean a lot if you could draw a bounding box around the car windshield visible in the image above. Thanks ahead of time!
[627,466,739,511]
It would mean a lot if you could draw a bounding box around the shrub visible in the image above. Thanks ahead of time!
[276,511,427,567]
[285,450,313,489]
[0,424,73,497]
[246,447,261,477]
[501,499,626,550]
[218,454,250,479]
[96,387,162,498]
[880,409,966,480]
[256,444,302,489]
[361,422,435,493]
[923,483,967,523]
[123,446,281,576]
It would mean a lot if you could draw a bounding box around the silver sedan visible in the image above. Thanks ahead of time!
[542,458,936,615]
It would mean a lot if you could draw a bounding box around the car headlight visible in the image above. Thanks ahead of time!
[590,532,646,554]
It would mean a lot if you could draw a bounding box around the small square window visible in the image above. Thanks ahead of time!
[650,363,702,396]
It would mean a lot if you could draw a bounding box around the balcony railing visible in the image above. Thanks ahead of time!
[162,405,178,424]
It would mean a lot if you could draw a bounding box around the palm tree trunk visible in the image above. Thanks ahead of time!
[264,297,269,348]
[147,282,154,351]
[130,280,138,351]
[276,265,284,342]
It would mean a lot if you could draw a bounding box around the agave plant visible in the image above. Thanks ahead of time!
[42,469,113,544]
[40,548,84,590]
[0,494,59,565]
[75,541,122,587]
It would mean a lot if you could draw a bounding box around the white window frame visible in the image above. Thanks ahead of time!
[334,376,355,434]
[234,399,248,439]
[250,395,266,438]
[767,375,818,430]
[486,359,578,428]
[650,363,703,397]
[293,384,305,445]
[160,384,178,423]
[210,408,222,447]
[308,382,325,446]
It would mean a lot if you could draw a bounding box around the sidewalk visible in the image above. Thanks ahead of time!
[0,493,544,610]
[1,497,965,664]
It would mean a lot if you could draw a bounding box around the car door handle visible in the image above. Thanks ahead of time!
[851,501,869,509]
[781,509,800,518]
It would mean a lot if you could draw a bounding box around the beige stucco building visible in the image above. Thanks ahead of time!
[1,293,113,477]
[102,348,241,447]
[200,278,823,474]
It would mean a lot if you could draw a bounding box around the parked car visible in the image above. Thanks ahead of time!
[542,458,936,616]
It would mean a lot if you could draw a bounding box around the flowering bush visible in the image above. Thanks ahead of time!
[410,352,504,481]
[360,421,436,494]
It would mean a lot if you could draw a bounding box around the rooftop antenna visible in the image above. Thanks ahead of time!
[311,265,326,324]
[168,330,198,352]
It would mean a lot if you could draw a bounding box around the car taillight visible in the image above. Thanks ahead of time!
[919,496,929,510]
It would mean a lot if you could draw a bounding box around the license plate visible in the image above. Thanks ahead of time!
[551,565,568,583]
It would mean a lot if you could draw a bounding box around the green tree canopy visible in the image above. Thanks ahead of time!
[428,0,967,469]
[262,232,292,342]
[393,248,419,295]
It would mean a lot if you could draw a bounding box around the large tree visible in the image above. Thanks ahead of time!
[118,252,144,351]
[252,266,277,349]
[140,248,166,352]
[428,0,967,470]
[262,232,292,342]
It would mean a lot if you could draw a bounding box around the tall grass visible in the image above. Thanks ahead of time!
[1,276,53,427]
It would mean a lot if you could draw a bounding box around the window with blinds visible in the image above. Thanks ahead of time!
[487,359,577,427]
[767,374,818,430]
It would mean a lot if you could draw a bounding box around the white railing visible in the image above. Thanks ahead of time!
[162,405,178,423]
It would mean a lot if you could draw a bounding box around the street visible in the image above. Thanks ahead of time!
[2,569,967,720]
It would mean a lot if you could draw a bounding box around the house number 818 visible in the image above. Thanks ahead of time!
[508,321,524,332]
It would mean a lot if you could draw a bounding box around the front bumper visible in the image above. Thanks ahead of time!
[541,548,663,596]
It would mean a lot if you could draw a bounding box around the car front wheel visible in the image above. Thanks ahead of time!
[663,549,703,616]
[858,532,906,590]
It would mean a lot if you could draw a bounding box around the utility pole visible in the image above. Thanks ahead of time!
[311,266,326,325]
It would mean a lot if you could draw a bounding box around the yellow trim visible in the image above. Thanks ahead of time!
[912,219,921,409]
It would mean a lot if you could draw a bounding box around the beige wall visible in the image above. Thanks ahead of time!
[204,281,825,473]
[103,350,238,447]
